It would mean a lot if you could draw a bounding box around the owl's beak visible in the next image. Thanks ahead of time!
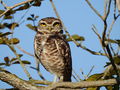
[47,26,52,31]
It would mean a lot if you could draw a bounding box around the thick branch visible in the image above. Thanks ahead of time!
[0,68,43,90]
[0,68,118,90]
[47,79,117,90]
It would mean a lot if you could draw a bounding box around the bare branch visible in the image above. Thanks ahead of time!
[102,0,111,45]
[47,79,117,90]
[0,0,8,9]
[85,0,104,20]
[72,69,82,81]
[0,0,34,18]
[16,45,34,57]
[0,68,118,90]
[0,68,42,90]
[107,15,120,38]
[87,65,95,78]
[7,44,32,80]
[116,0,120,12]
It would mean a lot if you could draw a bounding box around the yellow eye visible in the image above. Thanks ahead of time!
[40,23,46,27]
[55,24,59,26]
[53,22,60,27]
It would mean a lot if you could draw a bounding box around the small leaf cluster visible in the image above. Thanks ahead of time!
[0,54,31,67]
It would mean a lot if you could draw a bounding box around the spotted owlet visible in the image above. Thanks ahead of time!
[34,17,72,82]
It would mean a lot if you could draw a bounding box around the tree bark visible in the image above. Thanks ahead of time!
[0,68,118,90]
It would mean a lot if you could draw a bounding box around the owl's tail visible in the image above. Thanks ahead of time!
[62,69,72,82]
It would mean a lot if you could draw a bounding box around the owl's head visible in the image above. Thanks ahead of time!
[37,17,63,34]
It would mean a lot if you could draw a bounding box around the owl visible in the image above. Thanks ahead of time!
[34,17,72,82]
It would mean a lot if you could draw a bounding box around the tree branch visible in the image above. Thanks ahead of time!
[16,45,34,57]
[0,0,34,18]
[85,0,104,20]
[7,44,32,79]
[0,68,42,90]
[47,79,117,90]
[0,68,118,90]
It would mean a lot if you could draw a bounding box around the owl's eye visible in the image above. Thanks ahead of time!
[53,22,60,27]
[40,23,46,27]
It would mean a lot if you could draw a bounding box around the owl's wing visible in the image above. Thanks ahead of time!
[54,35,72,81]
[34,34,44,63]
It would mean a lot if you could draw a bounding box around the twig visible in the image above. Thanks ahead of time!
[7,44,32,80]
[104,0,108,16]
[85,0,103,20]
[0,0,8,9]
[72,69,82,81]
[92,25,108,56]
[72,74,79,82]
[102,0,111,45]
[103,0,111,20]
[80,68,87,80]
[0,0,33,18]
[16,45,46,80]
[87,65,95,78]
[30,65,46,80]
[107,14,120,38]
[92,25,101,40]
[16,45,34,57]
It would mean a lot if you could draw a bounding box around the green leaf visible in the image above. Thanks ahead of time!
[26,24,37,31]
[0,63,6,66]
[0,10,4,14]
[105,55,120,66]
[0,37,9,44]
[112,55,120,65]
[105,39,118,44]
[86,87,100,90]
[5,22,19,30]
[31,14,34,18]
[116,40,120,46]
[15,3,30,11]
[86,73,103,81]
[10,23,19,30]
[4,15,13,19]
[18,54,23,58]
[0,32,12,37]
[4,57,10,65]
[5,10,16,16]
[12,60,31,65]
[32,0,41,7]
[9,38,20,44]
[105,86,113,90]
[35,16,39,19]
[27,17,34,21]
[10,54,23,62]
[66,34,85,42]
[10,57,18,62]
[0,23,5,29]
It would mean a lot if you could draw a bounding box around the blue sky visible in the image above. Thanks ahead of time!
[0,0,120,89]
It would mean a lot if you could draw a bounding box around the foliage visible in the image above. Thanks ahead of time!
[0,0,120,90]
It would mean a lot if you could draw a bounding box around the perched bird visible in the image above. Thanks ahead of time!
[34,17,72,82]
